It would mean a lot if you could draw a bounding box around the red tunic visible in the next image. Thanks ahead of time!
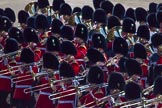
[75,44,87,59]
[140,59,149,89]
[56,83,76,108]
[75,44,87,71]
[80,88,105,107]
[36,77,54,108]
[157,56,162,64]
[13,66,37,100]
[157,103,162,108]
[0,59,17,92]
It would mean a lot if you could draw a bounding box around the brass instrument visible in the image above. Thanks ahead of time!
[80,91,125,108]
[25,1,38,16]
[49,83,108,100]
[0,50,21,58]
[12,72,35,83]
[23,72,52,94]
[114,98,143,108]
[0,61,42,76]
[83,19,93,30]
[141,95,162,107]
[142,85,154,95]
[143,43,155,55]
[107,26,122,42]
[12,70,50,83]
[120,95,162,108]
[105,55,119,67]
[127,33,136,46]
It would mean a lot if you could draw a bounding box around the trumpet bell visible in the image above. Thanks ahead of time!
[107,26,122,42]
[25,2,38,15]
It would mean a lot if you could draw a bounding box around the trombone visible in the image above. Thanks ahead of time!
[142,85,154,95]
[49,83,108,100]
[0,50,21,58]
[79,91,125,108]
[23,72,53,94]
[0,61,42,76]
[121,95,162,108]
[11,71,36,83]
[105,55,119,67]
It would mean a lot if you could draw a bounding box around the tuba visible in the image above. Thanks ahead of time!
[25,1,38,16]
[107,26,122,42]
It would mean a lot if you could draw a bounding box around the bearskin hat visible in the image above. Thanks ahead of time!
[23,27,39,43]
[86,48,105,64]
[109,72,125,91]
[52,0,65,11]
[43,52,59,70]
[92,33,107,51]
[124,8,136,21]
[112,3,125,19]
[122,17,136,34]
[135,7,147,22]
[93,8,107,24]
[88,66,104,84]
[60,41,77,56]
[100,0,114,15]
[147,13,158,28]
[60,25,74,40]
[4,8,16,23]
[113,37,128,56]
[59,3,72,16]
[125,82,142,100]
[137,25,150,41]
[81,5,94,20]
[74,23,88,42]
[59,61,75,78]
[8,27,24,43]
[35,14,49,30]
[125,58,142,76]
[37,0,49,9]
[51,19,63,34]
[151,33,162,48]
[107,15,121,29]
[46,36,60,52]
[0,16,12,32]
[20,48,34,63]
[18,10,29,24]
[4,38,19,54]
[134,43,147,59]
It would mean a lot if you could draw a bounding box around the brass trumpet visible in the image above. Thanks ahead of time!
[142,85,154,95]
[24,1,38,16]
